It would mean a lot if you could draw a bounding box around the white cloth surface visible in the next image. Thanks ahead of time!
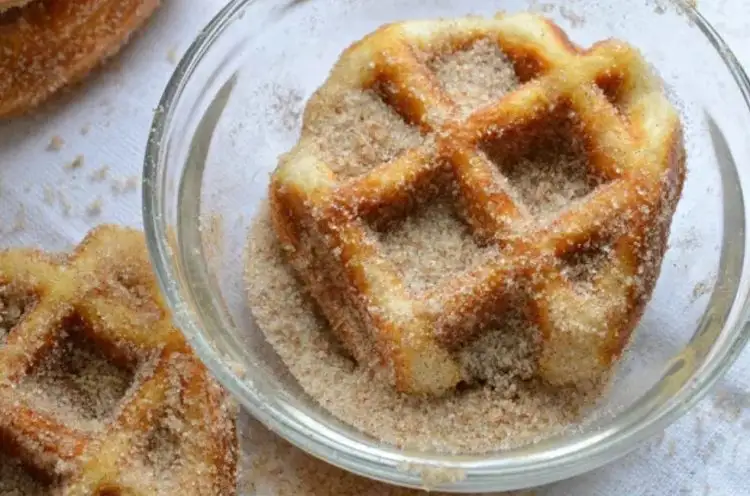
[0,1,749,494]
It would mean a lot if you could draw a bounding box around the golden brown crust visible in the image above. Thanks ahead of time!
[0,0,160,118]
[270,14,686,395]
[0,225,238,495]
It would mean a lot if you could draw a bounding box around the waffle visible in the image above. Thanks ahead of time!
[0,225,237,495]
[269,13,686,396]
[0,0,160,118]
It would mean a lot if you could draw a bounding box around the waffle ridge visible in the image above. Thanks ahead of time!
[0,225,237,495]
[270,13,686,396]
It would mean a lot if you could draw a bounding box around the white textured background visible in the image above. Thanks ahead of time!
[0,1,748,494]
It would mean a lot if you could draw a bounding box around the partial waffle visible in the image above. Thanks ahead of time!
[0,225,237,495]
[269,13,686,396]
[0,0,160,118]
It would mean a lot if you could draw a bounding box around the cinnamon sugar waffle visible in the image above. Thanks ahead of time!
[0,0,160,118]
[0,226,237,495]
[269,13,686,396]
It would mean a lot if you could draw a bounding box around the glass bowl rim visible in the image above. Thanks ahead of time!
[142,0,750,491]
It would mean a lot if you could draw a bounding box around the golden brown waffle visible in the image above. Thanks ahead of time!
[0,226,237,495]
[0,0,160,118]
[270,13,686,396]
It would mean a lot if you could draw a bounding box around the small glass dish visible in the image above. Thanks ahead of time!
[143,0,750,492]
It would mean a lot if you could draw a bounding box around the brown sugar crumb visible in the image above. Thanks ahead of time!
[0,453,49,496]
[372,200,496,295]
[245,204,595,454]
[428,38,520,118]
[166,46,179,65]
[58,191,72,217]
[558,6,586,27]
[10,204,26,233]
[86,197,103,217]
[17,318,134,432]
[42,185,55,205]
[89,165,110,182]
[46,135,65,152]
[305,88,425,178]
[111,176,139,195]
[64,155,85,171]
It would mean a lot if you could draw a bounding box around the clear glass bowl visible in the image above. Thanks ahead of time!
[142,0,750,492]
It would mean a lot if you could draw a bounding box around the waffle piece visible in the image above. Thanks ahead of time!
[270,13,686,396]
[0,225,237,495]
[0,0,160,118]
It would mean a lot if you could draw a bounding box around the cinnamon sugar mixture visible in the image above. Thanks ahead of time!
[239,415,536,496]
[246,203,596,454]
[245,37,604,455]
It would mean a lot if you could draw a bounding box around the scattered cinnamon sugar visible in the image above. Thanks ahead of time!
[166,46,179,65]
[42,185,55,205]
[305,88,425,178]
[245,204,595,454]
[558,6,586,28]
[111,175,139,195]
[64,154,84,171]
[428,38,520,117]
[239,414,538,496]
[269,85,304,132]
[86,197,103,217]
[89,165,110,182]
[46,135,64,152]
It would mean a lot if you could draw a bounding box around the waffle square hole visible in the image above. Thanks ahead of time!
[560,240,616,294]
[368,196,497,295]
[427,37,523,118]
[18,314,136,431]
[0,284,38,346]
[302,83,427,179]
[481,103,607,222]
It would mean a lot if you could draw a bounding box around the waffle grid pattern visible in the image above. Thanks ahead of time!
[0,226,236,495]
[270,13,685,395]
